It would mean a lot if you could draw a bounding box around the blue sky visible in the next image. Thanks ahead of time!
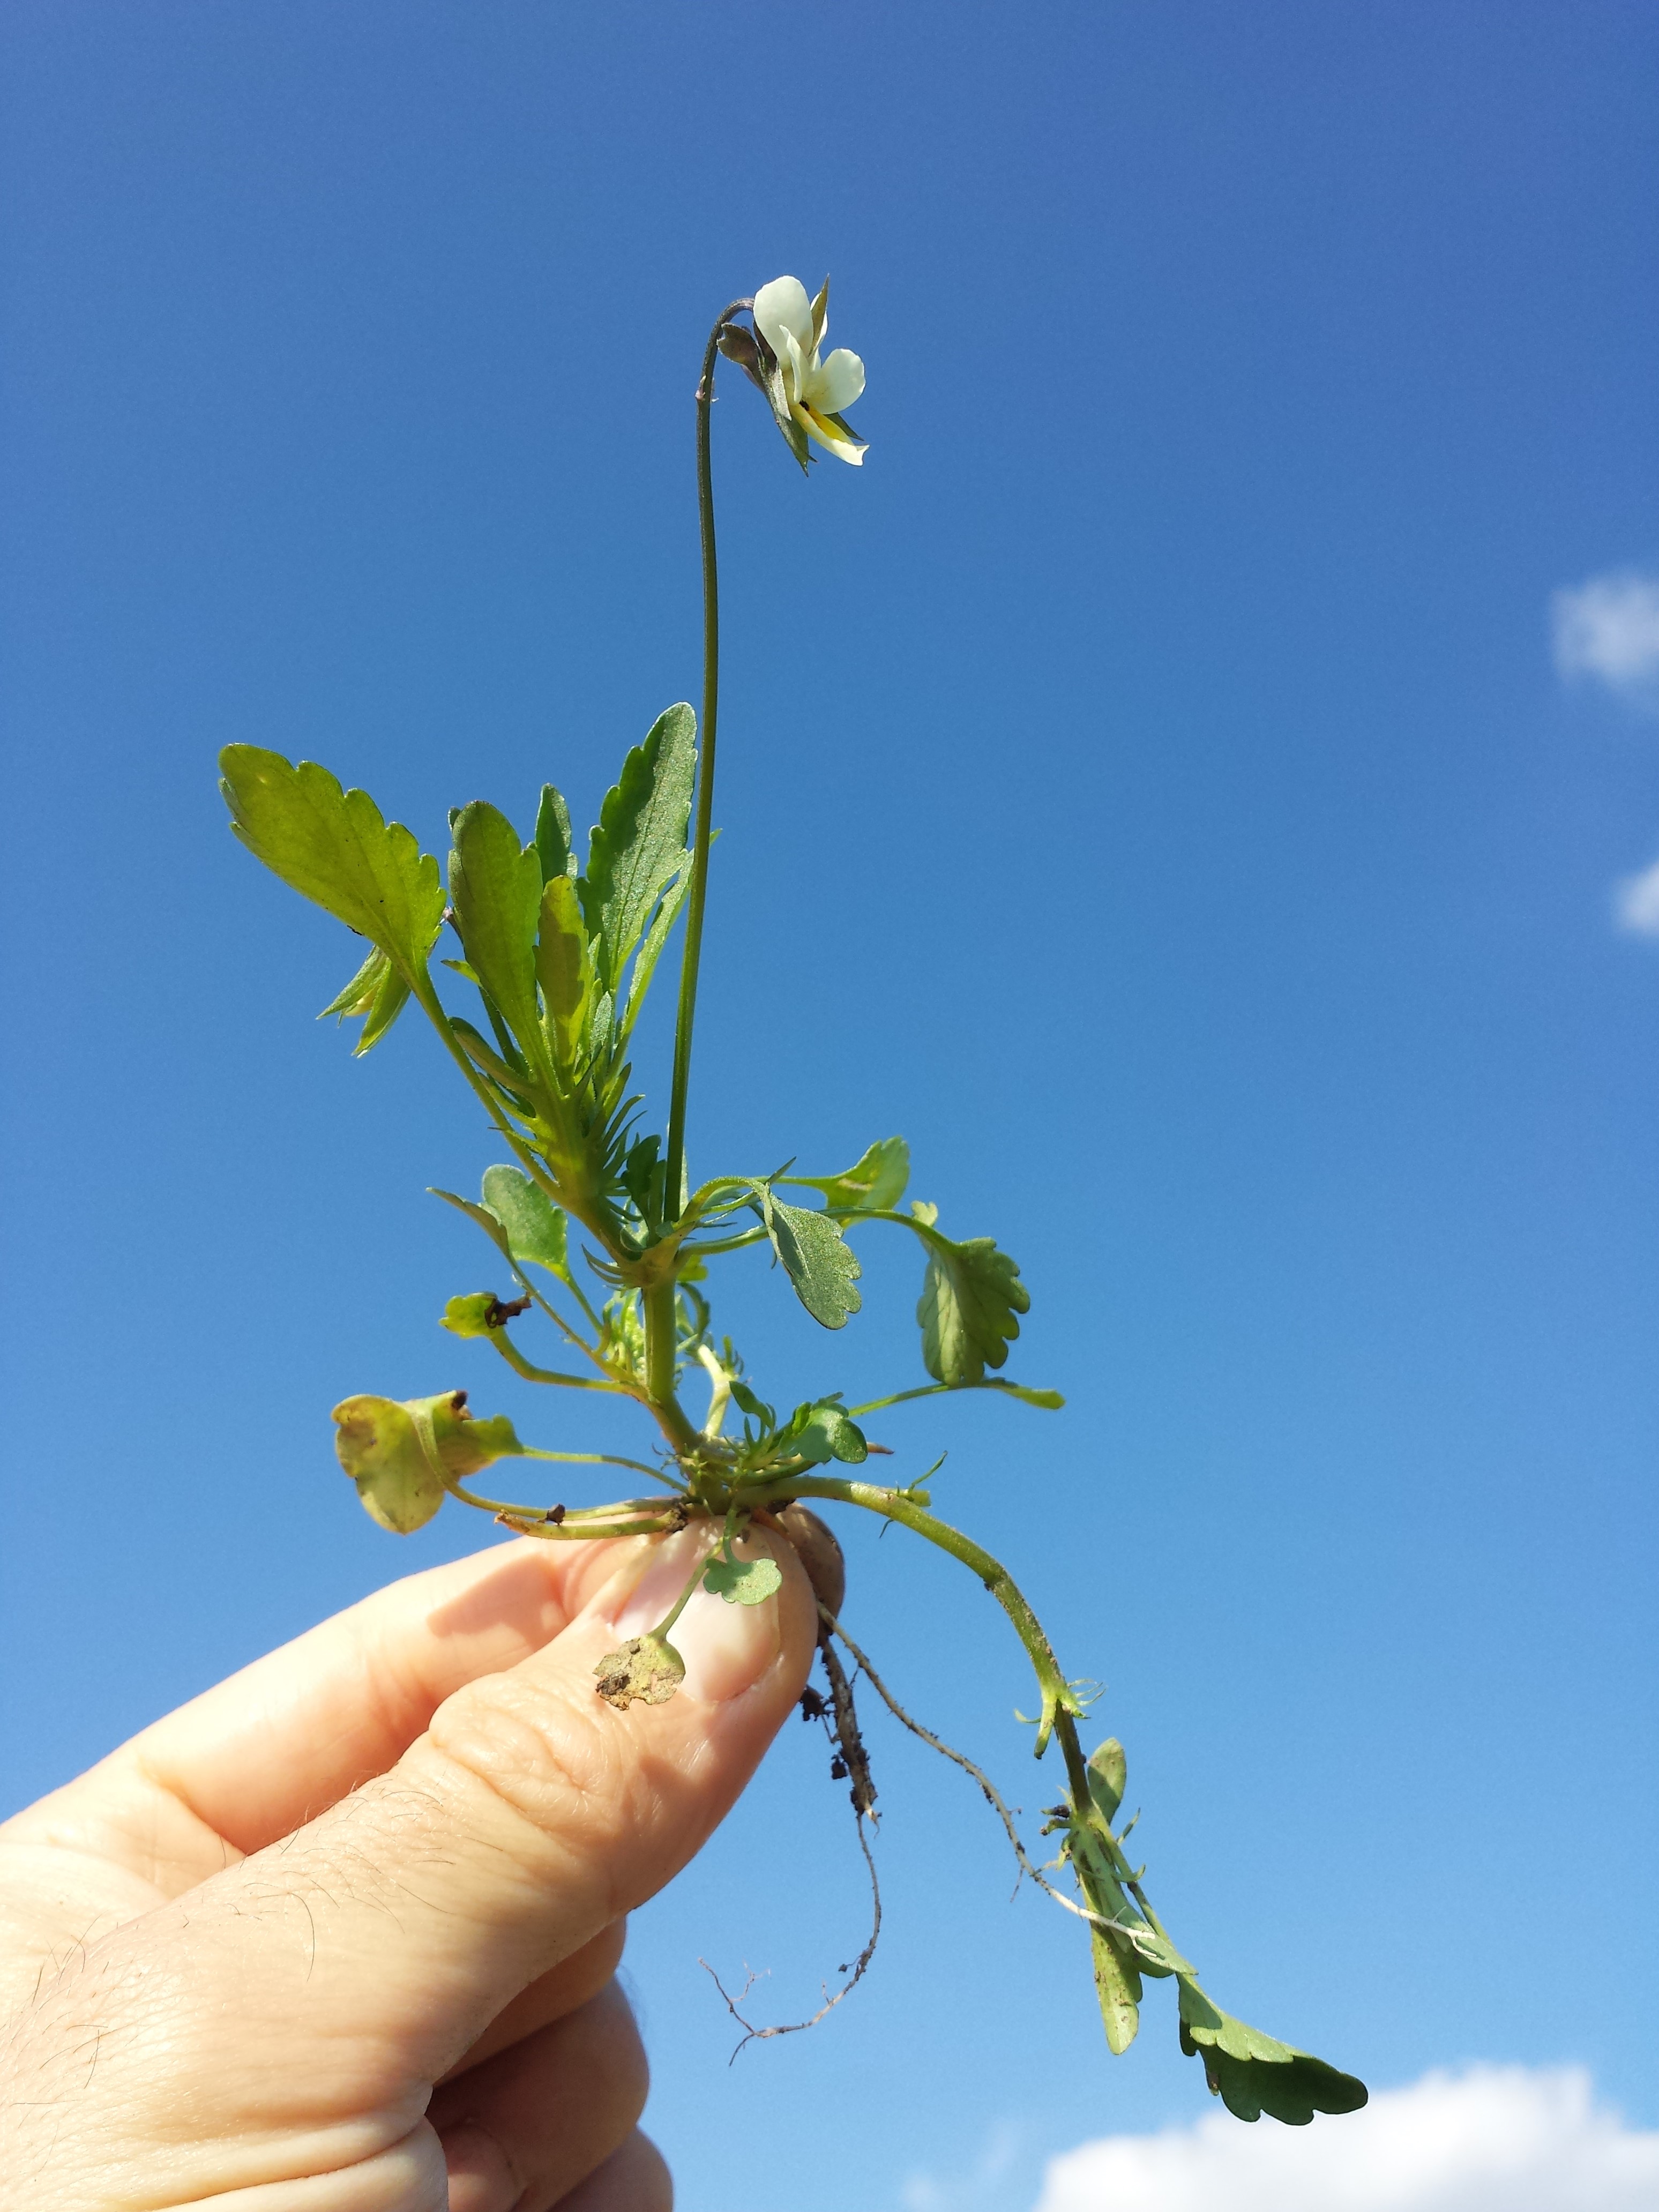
[3,6,1656,2208]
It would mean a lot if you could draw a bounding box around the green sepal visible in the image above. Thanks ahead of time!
[331,1389,527,1534]
[219,746,445,975]
[449,802,544,1061]
[318,943,413,1055]
[1176,1980,1369,2125]
[760,1192,863,1330]
[703,1553,783,1605]
[790,1137,910,1214]
[581,704,696,998]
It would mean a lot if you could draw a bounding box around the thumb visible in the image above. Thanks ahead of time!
[21,1527,816,2190]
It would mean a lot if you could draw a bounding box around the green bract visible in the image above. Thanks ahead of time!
[222,274,1367,2136]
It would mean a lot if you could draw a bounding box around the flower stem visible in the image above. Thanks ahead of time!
[663,304,745,1239]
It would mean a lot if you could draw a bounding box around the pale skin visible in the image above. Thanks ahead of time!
[0,1525,816,2209]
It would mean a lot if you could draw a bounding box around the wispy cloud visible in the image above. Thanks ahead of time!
[1552,569,1659,710]
[1033,2065,1659,2212]
[901,2121,1021,2211]
[1614,854,1659,938]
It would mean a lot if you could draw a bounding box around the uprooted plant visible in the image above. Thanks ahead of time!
[220,273,1367,2129]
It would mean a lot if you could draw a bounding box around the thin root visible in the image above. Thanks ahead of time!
[700,1812,882,2059]
[819,1605,1123,1938]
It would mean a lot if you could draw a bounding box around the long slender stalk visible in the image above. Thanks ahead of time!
[663,307,741,1214]
[647,302,746,1408]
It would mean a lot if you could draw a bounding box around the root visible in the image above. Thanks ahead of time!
[699,1813,881,2059]
[819,1605,1120,1937]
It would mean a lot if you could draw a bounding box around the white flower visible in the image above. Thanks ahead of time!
[751,275,867,468]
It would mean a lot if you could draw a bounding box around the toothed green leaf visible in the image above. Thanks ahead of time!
[915,1228,1029,1385]
[480,1164,571,1283]
[581,704,696,997]
[219,746,444,975]
[762,1194,863,1330]
[1177,1981,1369,2125]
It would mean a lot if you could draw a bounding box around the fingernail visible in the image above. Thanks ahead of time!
[601,1528,784,1703]
[442,2121,519,2212]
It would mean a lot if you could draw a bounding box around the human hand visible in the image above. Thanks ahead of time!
[0,1526,815,2209]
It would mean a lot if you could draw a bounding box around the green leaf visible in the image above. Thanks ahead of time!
[430,1185,513,1262]
[1087,1737,1127,1825]
[1177,1981,1369,2125]
[703,1553,784,1605]
[318,943,414,1056]
[787,1401,869,1464]
[219,746,445,975]
[791,1137,910,1214]
[449,802,544,1057]
[729,1378,775,1428]
[581,704,697,996]
[331,1389,528,1534]
[981,1378,1065,1410]
[535,783,577,883]
[535,876,592,1065]
[619,855,693,1036]
[915,1230,1030,1385]
[480,1164,572,1283]
[1090,1924,1142,2056]
[762,1194,863,1330]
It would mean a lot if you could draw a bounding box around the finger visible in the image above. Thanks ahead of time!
[1,1535,633,1890]
[439,1918,626,2086]
[552,2130,672,2212]
[13,1527,814,2199]
[434,1979,647,2212]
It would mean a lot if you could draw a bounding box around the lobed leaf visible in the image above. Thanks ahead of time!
[581,703,697,997]
[1177,1981,1369,2125]
[703,1553,784,1605]
[219,746,445,976]
[915,1229,1029,1385]
[763,1194,863,1330]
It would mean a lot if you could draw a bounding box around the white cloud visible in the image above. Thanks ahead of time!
[1033,2065,1659,2212]
[1614,854,1659,938]
[1552,570,1659,707]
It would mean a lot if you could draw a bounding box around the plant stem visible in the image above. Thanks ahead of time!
[663,305,744,1237]
[648,303,745,1409]
[770,1476,1078,1752]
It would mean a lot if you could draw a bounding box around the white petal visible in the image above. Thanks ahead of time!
[802,403,866,465]
[806,346,865,415]
[753,276,813,360]
[779,324,809,405]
